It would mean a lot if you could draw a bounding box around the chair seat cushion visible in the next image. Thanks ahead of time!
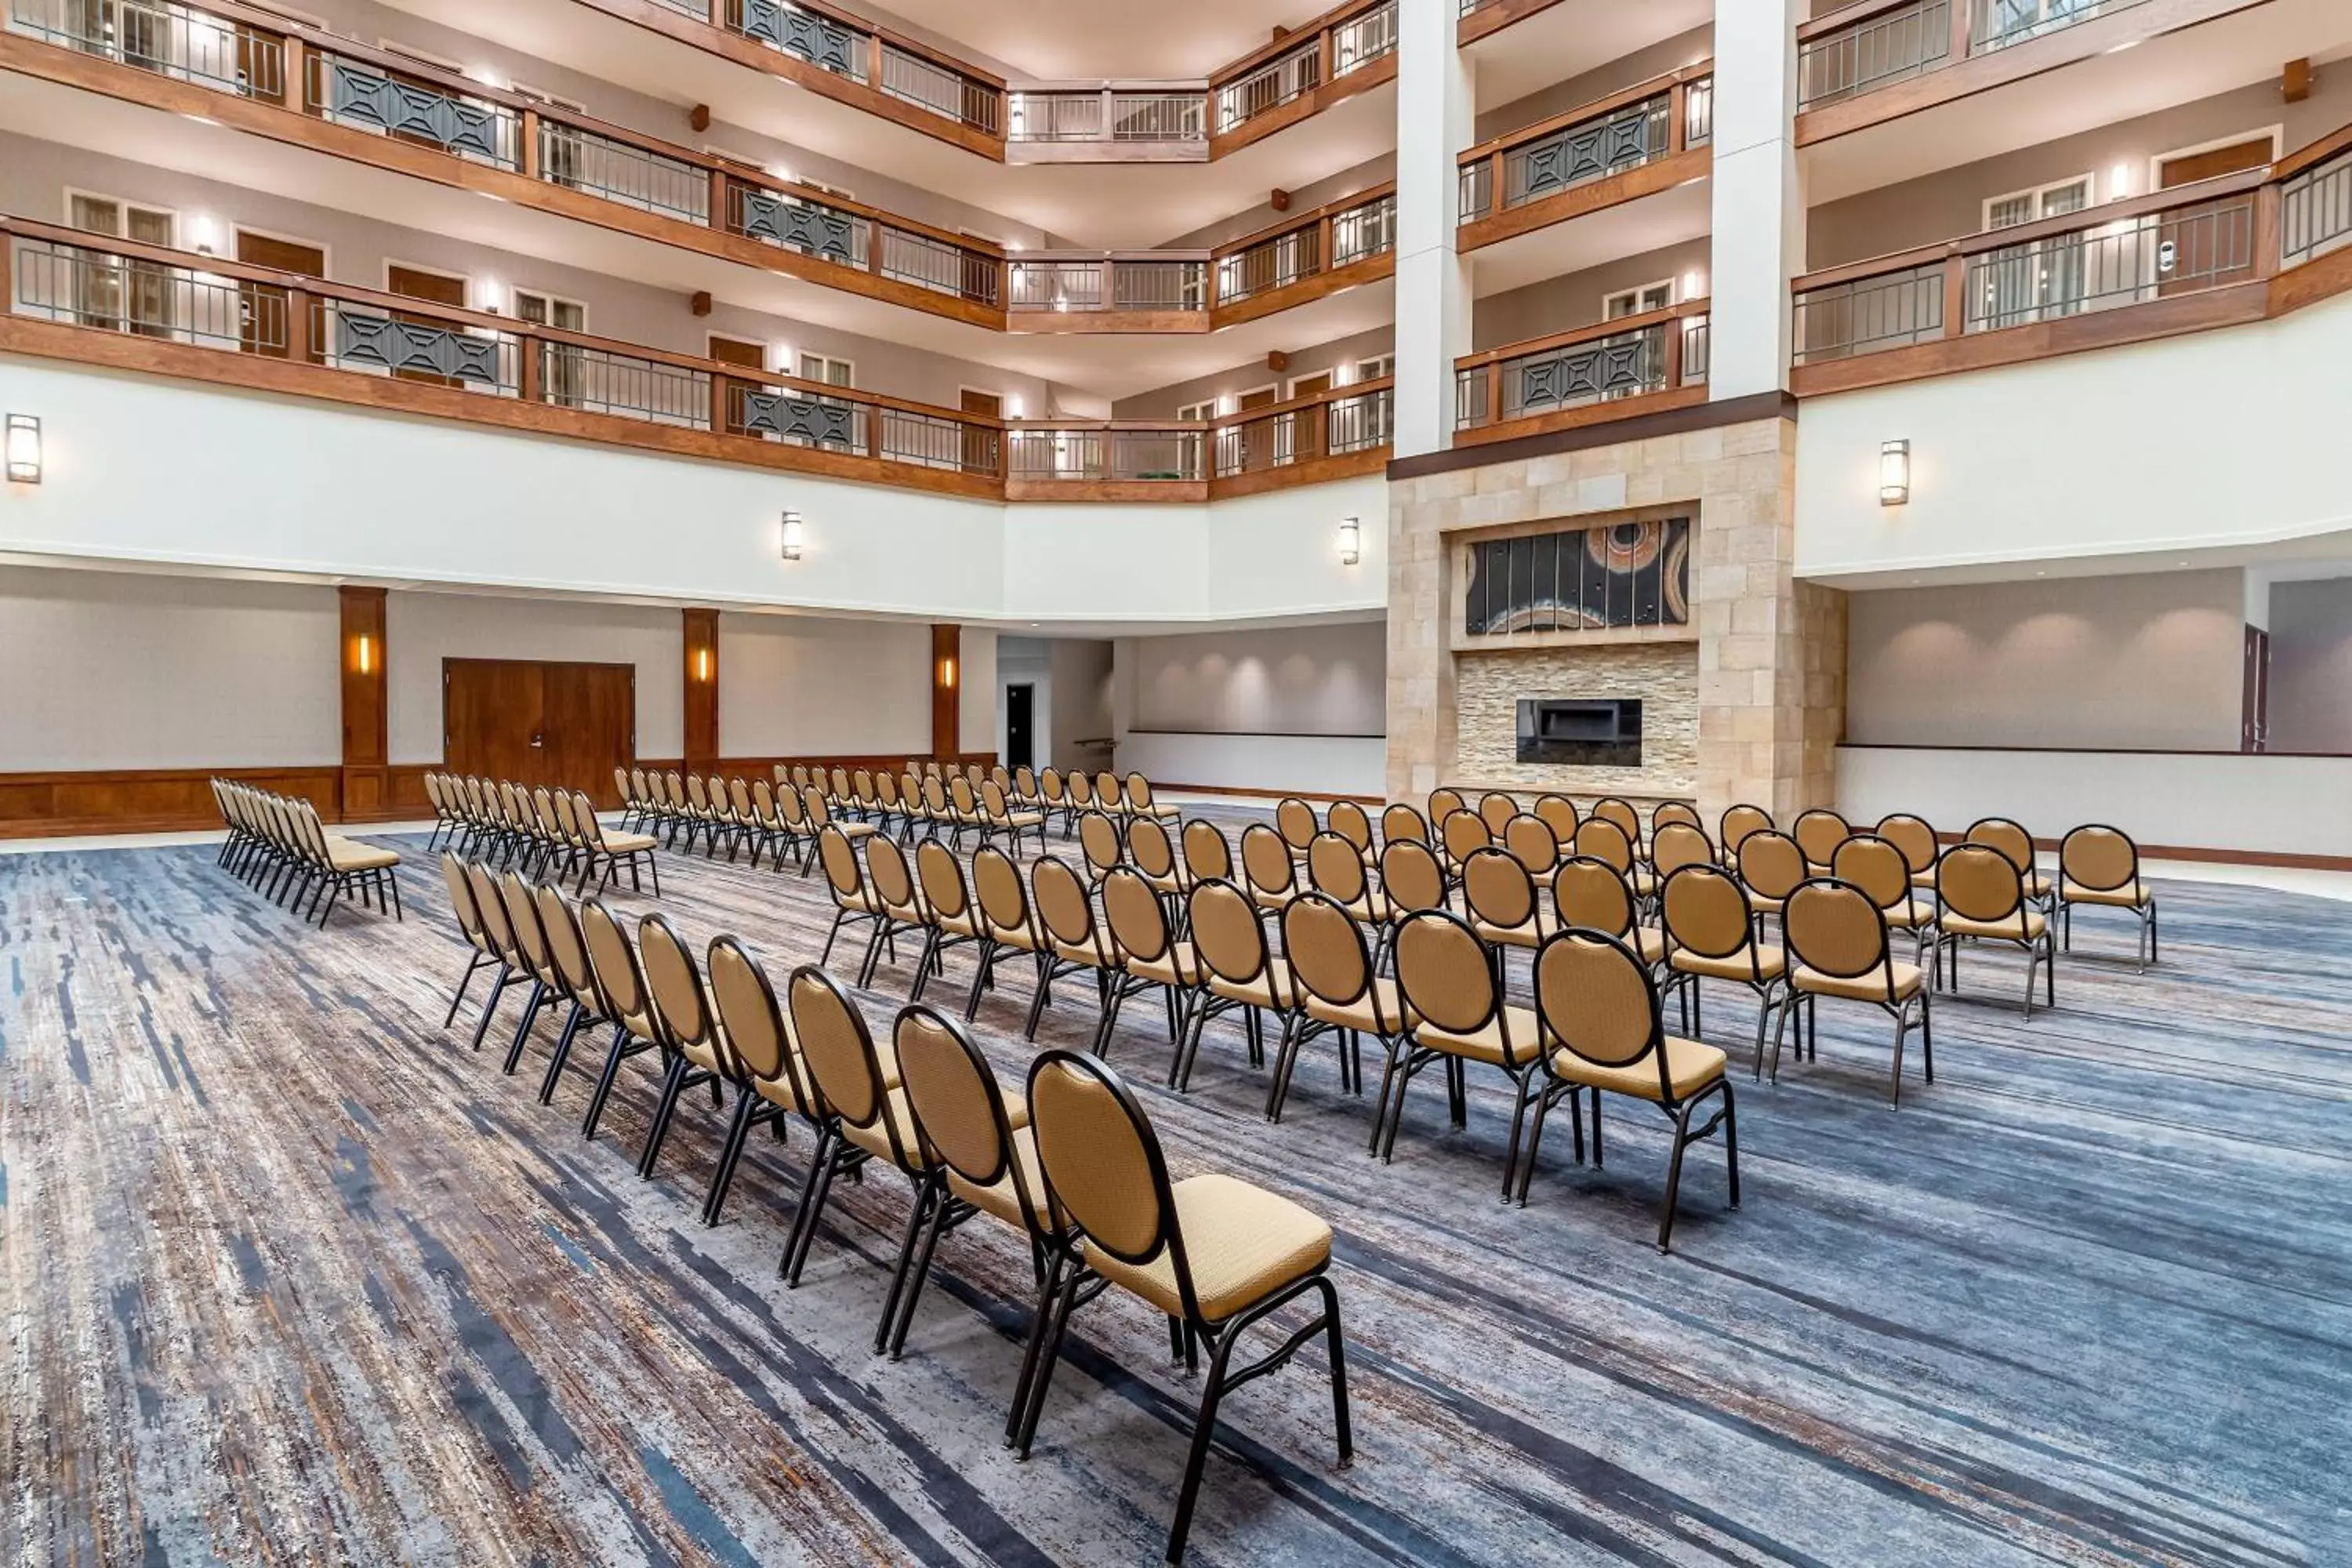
[833,822,880,839]
[1301,977,1412,1036]
[841,1086,924,1169]
[1127,942,1199,987]
[947,1123,1047,1229]
[1550,1034,1727,1102]
[601,831,658,854]
[1881,896,1936,930]
[1083,1173,1331,1323]
[1001,811,1046,828]
[1940,909,2048,941]
[324,837,400,872]
[1671,943,1787,983]
[1415,1004,1543,1067]
[2063,879,2149,909]
[1794,960,1924,1003]
[1207,967,1294,1009]
[985,921,1042,952]
[1472,911,1559,950]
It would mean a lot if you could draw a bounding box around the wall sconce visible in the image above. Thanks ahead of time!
[5,415,40,483]
[1338,515,1362,565]
[1878,439,1911,506]
[354,633,375,676]
[695,648,713,683]
[780,507,804,561]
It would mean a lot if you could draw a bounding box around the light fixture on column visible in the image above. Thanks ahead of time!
[780,507,804,561]
[695,648,713,683]
[5,414,40,483]
[1338,514,1362,565]
[1878,439,1911,506]
[355,633,375,675]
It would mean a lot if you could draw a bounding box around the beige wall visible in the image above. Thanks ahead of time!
[387,591,684,764]
[1112,326,1396,420]
[1472,238,1715,351]
[1123,620,1387,736]
[0,565,339,771]
[717,613,935,758]
[1473,27,1715,144]
[1808,74,2352,269]
[1843,570,2245,750]
[2260,577,2352,753]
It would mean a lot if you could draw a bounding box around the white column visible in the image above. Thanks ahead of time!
[1707,0,1806,400]
[1392,0,1474,457]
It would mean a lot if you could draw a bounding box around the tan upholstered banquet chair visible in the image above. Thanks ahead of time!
[2056,824,2158,971]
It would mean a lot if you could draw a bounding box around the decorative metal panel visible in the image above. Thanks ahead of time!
[741,0,859,74]
[1513,335,1656,413]
[1514,102,1661,204]
[328,62,509,163]
[742,392,856,446]
[1464,517,1690,637]
[738,189,858,265]
[337,314,505,386]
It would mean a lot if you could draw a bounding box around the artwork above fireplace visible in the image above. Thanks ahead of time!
[1516,698,1642,766]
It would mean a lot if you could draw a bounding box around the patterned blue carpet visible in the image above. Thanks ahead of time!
[1,816,2347,1565]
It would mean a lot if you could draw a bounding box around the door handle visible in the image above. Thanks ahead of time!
[530,733,545,748]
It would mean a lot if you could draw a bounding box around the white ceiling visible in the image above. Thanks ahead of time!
[1465,0,1714,114]
[868,0,1312,82]
[1803,0,2352,205]
[0,73,1390,401]
[367,0,1396,249]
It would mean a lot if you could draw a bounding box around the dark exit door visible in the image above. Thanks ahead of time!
[1006,683,1035,770]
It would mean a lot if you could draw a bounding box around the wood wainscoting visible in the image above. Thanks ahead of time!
[0,751,1004,840]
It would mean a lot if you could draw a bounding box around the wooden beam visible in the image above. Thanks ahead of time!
[684,608,720,769]
[338,585,388,818]
[931,624,960,757]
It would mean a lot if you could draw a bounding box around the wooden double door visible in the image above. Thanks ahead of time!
[444,659,634,808]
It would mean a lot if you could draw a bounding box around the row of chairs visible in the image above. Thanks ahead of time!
[786,761,1175,843]
[437,851,1349,1566]
[422,773,661,896]
[212,779,402,927]
[807,821,1737,1250]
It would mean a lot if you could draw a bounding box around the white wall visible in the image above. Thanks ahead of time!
[717,612,931,757]
[0,564,339,770]
[1846,571,2246,750]
[2267,577,2352,754]
[1838,747,2352,860]
[387,590,682,763]
[0,357,1386,626]
[1794,290,2352,580]
[1112,619,1388,796]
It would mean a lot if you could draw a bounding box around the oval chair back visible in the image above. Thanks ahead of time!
[1875,813,1940,880]
[2060,823,2141,898]
[1936,843,2029,935]
[441,852,489,953]
[1127,814,1180,882]
[1078,811,1125,881]
[1554,855,1637,939]
[1832,833,1912,913]
[1650,821,1713,878]
[1189,878,1280,1004]
[1380,803,1429,846]
[1033,856,1109,960]
[1652,800,1702,838]
[1025,1050,1181,1282]
[1502,814,1559,875]
[786,965,906,1164]
[1572,817,1635,875]
[1181,819,1234,884]
[1239,823,1297,906]
[1327,799,1374,855]
[1101,867,1176,967]
[865,833,921,923]
[1533,793,1579,842]
[816,824,868,907]
[466,861,517,964]
[1967,817,2037,874]
[708,936,805,1112]
[1660,863,1758,963]
[1534,930,1664,1080]
[1276,797,1319,855]
[638,913,723,1071]
[1066,771,1095,811]
[1038,767,1066,807]
[1283,892,1385,1022]
[1392,909,1505,1040]
[1781,879,1894,993]
[579,898,653,1043]
[1792,809,1851,871]
[1592,797,1641,846]
[974,846,1035,945]
[1307,832,1372,908]
[535,882,601,1012]
[898,1004,1039,1227]
[1439,809,1492,869]
[1462,847,1540,936]
[1477,792,1519,836]
[916,838,972,926]
[1377,840,1449,917]
[1736,829,1807,904]
[1427,787,1466,825]
[498,869,555,986]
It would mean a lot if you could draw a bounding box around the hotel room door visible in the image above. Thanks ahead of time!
[444,659,635,806]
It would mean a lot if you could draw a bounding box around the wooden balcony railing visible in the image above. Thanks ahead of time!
[1788,132,2352,393]
[1795,0,2159,111]
[1457,0,1576,45]
[2,216,1392,503]
[1213,183,1398,320]
[1005,85,1210,152]
[700,0,1004,136]
[1457,64,1712,248]
[1207,0,1399,153]
[1006,380,1394,499]
[1453,303,1710,445]
[1007,255,1210,322]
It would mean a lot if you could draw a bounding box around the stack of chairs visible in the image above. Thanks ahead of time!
[212,778,402,927]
